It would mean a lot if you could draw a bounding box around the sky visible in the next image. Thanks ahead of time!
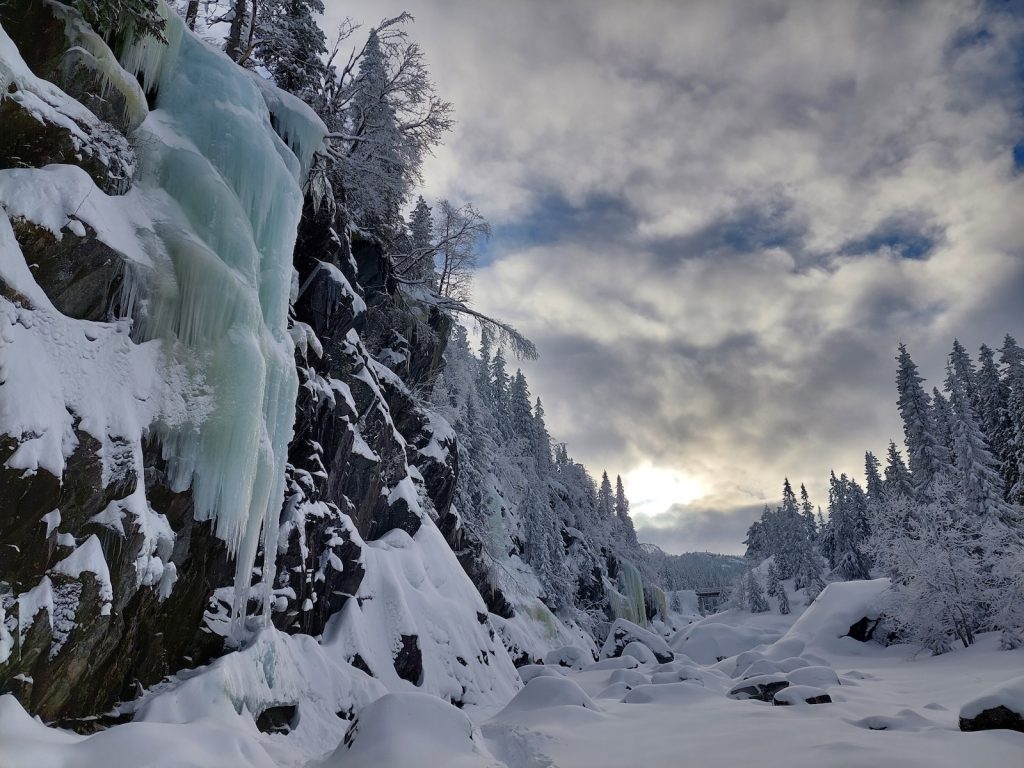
[324,0,1024,555]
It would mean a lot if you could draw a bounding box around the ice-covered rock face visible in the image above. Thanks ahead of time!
[115,6,325,633]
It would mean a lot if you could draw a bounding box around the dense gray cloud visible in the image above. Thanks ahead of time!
[324,0,1024,554]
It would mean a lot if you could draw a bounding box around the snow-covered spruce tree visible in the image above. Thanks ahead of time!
[896,344,948,496]
[254,0,328,99]
[949,339,980,411]
[869,476,987,651]
[827,472,872,580]
[614,475,630,523]
[746,569,770,613]
[532,398,552,473]
[977,344,1011,482]
[771,478,803,579]
[1002,335,1024,505]
[931,387,956,466]
[766,560,790,615]
[864,451,884,502]
[884,440,914,500]
[598,471,615,520]
[799,483,817,543]
[743,515,768,562]
[396,195,435,284]
[945,363,1017,526]
[67,0,165,41]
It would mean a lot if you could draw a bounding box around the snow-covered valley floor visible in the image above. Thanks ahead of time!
[2,580,1022,767]
[478,634,1024,768]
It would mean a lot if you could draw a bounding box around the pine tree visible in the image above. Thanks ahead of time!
[598,471,614,519]
[766,561,790,615]
[976,344,1008,453]
[869,476,987,651]
[800,483,817,541]
[532,398,552,473]
[477,328,493,403]
[255,0,328,99]
[345,28,408,231]
[945,364,1015,525]
[896,344,947,495]
[508,370,534,445]
[829,474,871,580]
[931,387,956,466]
[883,440,914,499]
[403,196,435,282]
[743,516,768,562]
[614,475,630,523]
[1001,335,1024,504]
[746,570,769,613]
[490,348,510,420]
[949,338,979,411]
[864,451,884,501]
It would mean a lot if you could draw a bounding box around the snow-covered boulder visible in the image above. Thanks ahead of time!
[728,673,790,702]
[623,681,714,705]
[582,656,640,672]
[621,640,658,664]
[773,685,832,706]
[518,664,566,683]
[787,666,840,689]
[544,645,593,670]
[327,692,500,768]
[959,675,1024,733]
[600,619,673,663]
[670,621,772,664]
[774,579,890,653]
[497,676,600,716]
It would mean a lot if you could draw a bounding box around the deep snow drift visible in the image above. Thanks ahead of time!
[2,578,1022,767]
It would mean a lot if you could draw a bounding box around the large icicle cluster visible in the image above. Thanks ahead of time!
[114,7,325,630]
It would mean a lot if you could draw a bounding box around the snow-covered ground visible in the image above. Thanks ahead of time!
[2,579,1021,767]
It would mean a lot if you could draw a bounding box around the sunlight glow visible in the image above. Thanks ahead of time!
[624,464,706,519]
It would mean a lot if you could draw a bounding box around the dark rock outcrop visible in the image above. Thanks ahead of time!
[958,705,1024,734]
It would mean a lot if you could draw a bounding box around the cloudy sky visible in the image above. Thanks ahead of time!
[326,0,1024,554]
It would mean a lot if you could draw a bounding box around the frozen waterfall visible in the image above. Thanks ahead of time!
[119,6,326,637]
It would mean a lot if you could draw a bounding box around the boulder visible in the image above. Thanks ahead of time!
[773,685,832,706]
[728,673,790,702]
[787,665,840,689]
[544,645,593,671]
[959,675,1024,733]
[600,619,673,664]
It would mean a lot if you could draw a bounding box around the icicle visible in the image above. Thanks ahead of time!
[112,4,325,643]
[616,560,647,627]
[46,2,151,131]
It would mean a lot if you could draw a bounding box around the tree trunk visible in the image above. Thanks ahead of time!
[185,0,200,30]
[225,0,248,61]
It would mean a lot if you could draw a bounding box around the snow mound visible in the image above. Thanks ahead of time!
[0,693,278,768]
[776,579,890,653]
[323,522,520,709]
[959,675,1024,719]
[600,618,673,663]
[544,645,592,670]
[327,692,501,768]
[497,676,600,716]
[623,681,715,705]
[772,685,832,706]
[786,666,841,689]
[134,628,384,763]
[621,640,658,664]
[582,656,640,672]
[518,664,566,683]
[669,621,772,664]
